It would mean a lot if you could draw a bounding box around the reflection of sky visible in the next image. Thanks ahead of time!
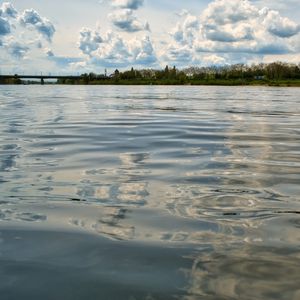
[185,243,300,300]
[179,89,300,299]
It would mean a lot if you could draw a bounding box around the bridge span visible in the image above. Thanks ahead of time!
[0,74,83,84]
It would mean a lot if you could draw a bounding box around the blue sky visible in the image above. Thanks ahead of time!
[0,0,299,74]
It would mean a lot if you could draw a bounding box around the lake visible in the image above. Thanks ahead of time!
[0,85,300,299]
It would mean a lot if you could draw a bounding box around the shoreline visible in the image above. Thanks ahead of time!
[2,81,300,87]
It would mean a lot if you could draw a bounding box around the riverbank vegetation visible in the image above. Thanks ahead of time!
[57,62,300,86]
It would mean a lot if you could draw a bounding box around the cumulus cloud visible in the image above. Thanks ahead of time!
[194,39,290,55]
[94,32,131,64]
[112,0,144,10]
[133,36,156,64]
[109,0,149,33]
[202,0,257,26]
[203,23,254,42]
[171,13,199,46]
[0,2,56,64]
[109,9,149,32]
[0,3,17,38]
[260,8,300,38]
[0,3,16,46]
[78,27,156,67]
[164,0,300,66]
[201,0,255,43]
[79,28,103,55]
[201,0,300,42]
[0,17,10,36]
[164,45,194,65]
[19,9,55,42]
[6,40,29,58]
[0,2,18,18]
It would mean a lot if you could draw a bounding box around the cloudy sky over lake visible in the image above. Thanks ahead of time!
[0,0,299,74]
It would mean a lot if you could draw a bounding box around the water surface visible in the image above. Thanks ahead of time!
[0,85,300,299]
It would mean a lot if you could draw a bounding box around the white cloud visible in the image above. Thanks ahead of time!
[112,0,144,10]
[164,0,300,66]
[0,2,18,18]
[164,44,194,63]
[0,17,10,36]
[250,0,300,13]
[133,36,156,64]
[109,0,149,33]
[260,8,300,38]
[6,40,29,58]
[109,9,149,32]
[95,32,131,64]
[201,0,300,43]
[201,40,289,55]
[203,54,226,65]
[202,0,257,26]
[203,23,254,42]
[19,9,55,42]
[171,13,199,46]
[0,3,17,39]
[0,2,57,66]
[78,27,156,67]
[78,28,103,56]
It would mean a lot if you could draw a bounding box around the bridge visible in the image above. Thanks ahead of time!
[0,74,83,84]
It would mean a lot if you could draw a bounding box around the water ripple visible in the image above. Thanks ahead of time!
[0,85,300,299]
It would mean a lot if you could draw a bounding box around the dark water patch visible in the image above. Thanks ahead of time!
[0,229,193,300]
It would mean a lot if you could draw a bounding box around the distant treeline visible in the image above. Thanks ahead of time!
[56,62,300,86]
[2,62,300,86]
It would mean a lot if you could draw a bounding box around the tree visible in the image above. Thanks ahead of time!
[170,66,177,79]
[164,65,169,78]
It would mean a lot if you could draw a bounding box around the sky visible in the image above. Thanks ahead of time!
[0,0,299,75]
